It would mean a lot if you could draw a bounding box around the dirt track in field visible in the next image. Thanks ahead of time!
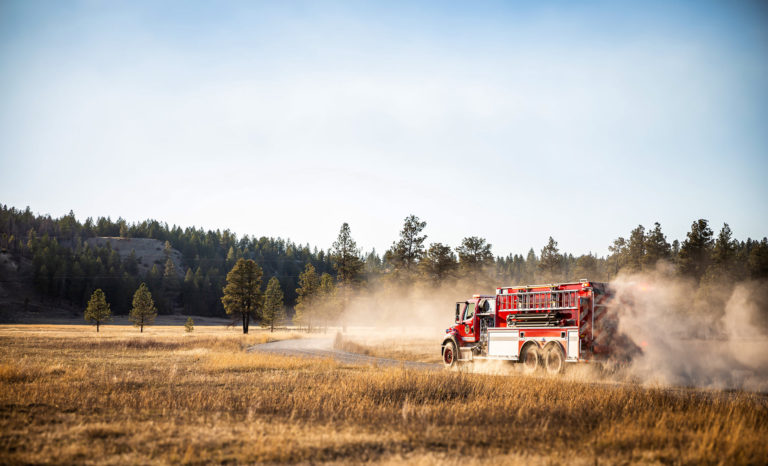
[250,338,768,403]
[250,337,440,370]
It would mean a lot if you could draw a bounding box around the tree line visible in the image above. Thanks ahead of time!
[2,205,767,325]
[0,205,334,316]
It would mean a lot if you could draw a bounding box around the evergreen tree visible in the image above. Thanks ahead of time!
[573,254,598,281]
[318,272,338,331]
[364,249,383,276]
[129,283,157,332]
[147,264,162,294]
[644,222,671,269]
[747,238,768,279]
[262,276,285,332]
[184,316,194,333]
[456,236,494,283]
[84,288,111,332]
[525,248,538,283]
[711,223,737,272]
[679,219,714,281]
[162,257,180,312]
[538,237,563,282]
[164,257,178,281]
[182,268,197,314]
[625,225,646,272]
[331,223,363,284]
[608,237,627,276]
[294,263,320,331]
[221,258,263,334]
[385,214,427,276]
[419,242,458,282]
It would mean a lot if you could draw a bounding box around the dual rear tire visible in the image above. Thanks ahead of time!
[520,343,565,375]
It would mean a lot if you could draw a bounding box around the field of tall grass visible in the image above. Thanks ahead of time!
[1,324,766,464]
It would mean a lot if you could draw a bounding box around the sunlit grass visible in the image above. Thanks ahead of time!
[0,325,766,464]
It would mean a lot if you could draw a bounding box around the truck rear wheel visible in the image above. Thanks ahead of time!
[544,344,565,375]
[443,341,457,368]
[520,344,541,373]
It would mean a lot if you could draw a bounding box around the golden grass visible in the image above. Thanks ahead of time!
[1,325,767,464]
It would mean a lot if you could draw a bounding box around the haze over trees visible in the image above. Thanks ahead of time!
[294,263,320,331]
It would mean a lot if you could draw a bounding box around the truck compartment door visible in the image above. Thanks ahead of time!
[487,330,519,359]
[567,330,579,361]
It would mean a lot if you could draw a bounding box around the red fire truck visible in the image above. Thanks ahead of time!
[441,280,627,373]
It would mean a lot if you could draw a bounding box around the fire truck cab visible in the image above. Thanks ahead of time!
[441,280,619,373]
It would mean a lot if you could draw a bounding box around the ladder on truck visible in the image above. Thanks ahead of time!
[501,288,579,327]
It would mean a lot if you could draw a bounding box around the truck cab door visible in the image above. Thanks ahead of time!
[459,302,478,343]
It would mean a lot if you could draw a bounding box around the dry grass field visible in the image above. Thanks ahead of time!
[1,325,767,465]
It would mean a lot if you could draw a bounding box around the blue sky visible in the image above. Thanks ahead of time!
[1,0,766,257]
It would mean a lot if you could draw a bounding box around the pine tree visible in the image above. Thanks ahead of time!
[294,263,320,331]
[573,254,598,281]
[262,276,285,332]
[164,257,178,281]
[525,248,538,283]
[625,225,646,272]
[419,242,458,282]
[184,317,194,333]
[331,223,363,284]
[129,283,157,332]
[364,249,383,276]
[538,237,563,282]
[162,257,180,311]
[221,258,263,334]
[643,222,671,269]
[711,223,737,270]
[84,288,111,332]
[747,238,768,279]
[386,215,427,277]
[608,237,627,276]
[679,219,714,281]
[456,237,494,283]
[318,272,338,331]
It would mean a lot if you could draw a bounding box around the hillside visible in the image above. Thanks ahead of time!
[85,237,184,278]
[0,252,81,323]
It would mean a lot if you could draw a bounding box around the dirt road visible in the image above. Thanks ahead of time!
[250,337,440,370]
[250,338,768,402]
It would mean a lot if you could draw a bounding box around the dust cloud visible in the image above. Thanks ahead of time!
[608,267,768,391]
[337,279,489,338]
[333,272,768,391]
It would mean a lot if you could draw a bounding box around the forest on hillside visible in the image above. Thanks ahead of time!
[1,204,767,320]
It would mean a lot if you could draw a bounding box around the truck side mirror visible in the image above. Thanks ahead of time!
[455,303,461,323]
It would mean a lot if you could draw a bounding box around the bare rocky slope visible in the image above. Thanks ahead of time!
[85,237,184,277]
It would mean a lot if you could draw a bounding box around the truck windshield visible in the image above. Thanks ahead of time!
[464,303,474,321]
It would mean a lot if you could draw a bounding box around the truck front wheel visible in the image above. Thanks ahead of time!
[443,341,457,368]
